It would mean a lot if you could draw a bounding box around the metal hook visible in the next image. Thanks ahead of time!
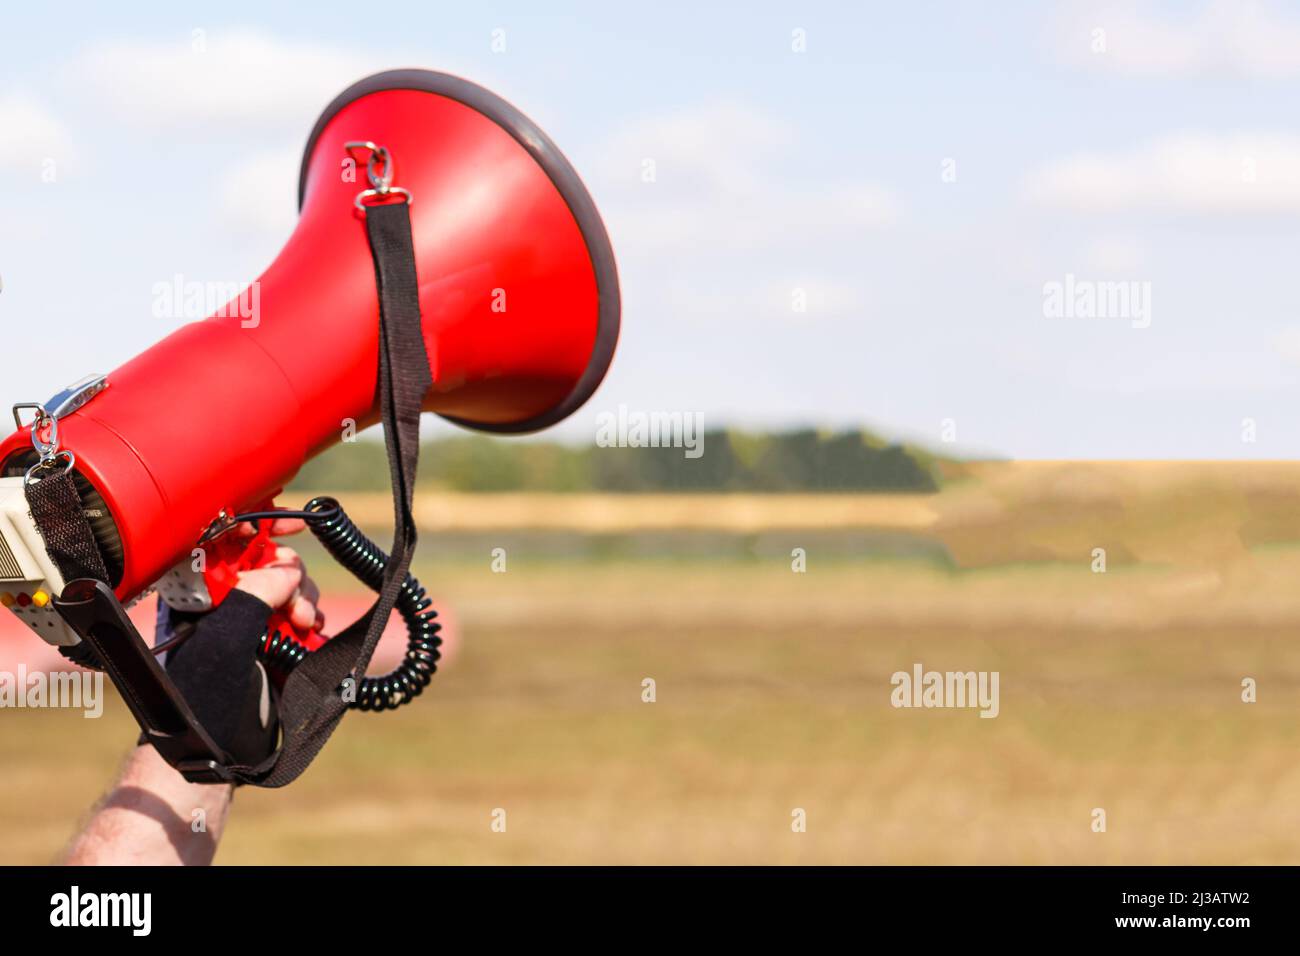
[344,141,412,214]
[24,449,75,486]
[344,141,394,192]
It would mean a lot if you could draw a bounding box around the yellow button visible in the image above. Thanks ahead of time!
[0,592,13,607]
[31,590,50,608]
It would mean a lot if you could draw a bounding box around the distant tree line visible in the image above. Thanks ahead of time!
[290,428,939,493]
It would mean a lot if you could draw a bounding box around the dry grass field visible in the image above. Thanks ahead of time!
[4,460,1300,864]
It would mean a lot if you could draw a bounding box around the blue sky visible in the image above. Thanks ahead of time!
[4,1,1300,458]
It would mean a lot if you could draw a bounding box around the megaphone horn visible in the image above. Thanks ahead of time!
[0,69,621,610]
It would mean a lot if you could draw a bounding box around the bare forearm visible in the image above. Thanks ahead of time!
[64,746,233,866]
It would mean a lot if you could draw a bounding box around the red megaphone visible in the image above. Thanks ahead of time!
[0,69,619,624]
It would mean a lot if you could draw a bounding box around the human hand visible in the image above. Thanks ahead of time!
[228,517,324,633]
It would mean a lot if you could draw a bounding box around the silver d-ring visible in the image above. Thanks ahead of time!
[24,450,75,486]
[366,145,392,191]
[343,141,394,191]
[30,413,57,459]
[354,186,412,212]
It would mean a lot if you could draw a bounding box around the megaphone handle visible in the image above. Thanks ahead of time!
[210,498,443,711]
[200,514,328,668]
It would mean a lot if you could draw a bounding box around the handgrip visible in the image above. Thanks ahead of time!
[202,508,327,683]
[200,497,442,710]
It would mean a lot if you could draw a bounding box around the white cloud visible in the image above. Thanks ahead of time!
[69,30,381,130]
[1024,133,1300,216]
[654,274,867,323]
[218,147,300,241]
[1090,349,1294,393]
[67,30,413,241]
[594,102,889,325]
[756,277,866,321]
[596,101,901,256]
[1274,327,1300,366]
[1052,0,1300,77]
[599,100,790,195]
[0,94,74,171]
[1083,235,1147,273]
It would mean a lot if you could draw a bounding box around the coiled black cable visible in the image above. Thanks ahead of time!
[255,496,442,712]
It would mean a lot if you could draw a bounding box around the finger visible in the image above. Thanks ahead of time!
[298,574,320,607]
[234,563,303,609]
[269,517,307,537]
[267,547,305,569]
[232,515,307,538]
[288,593,318,631]
[256,563,303,592]
[251,549,304,577]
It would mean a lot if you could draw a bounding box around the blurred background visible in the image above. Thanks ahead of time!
[5,1,1300,863]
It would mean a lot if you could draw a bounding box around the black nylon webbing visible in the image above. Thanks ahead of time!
[240,199,431,787]
[25,470,110,582]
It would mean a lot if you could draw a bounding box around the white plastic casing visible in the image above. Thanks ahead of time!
[0,476,78,646]
[0,474,213,649]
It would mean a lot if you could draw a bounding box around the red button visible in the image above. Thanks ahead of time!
[15,593,31,607]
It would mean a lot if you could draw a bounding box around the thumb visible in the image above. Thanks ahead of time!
[234,551,304,611]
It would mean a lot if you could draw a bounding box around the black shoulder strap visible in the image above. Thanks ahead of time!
[38,198,431,788]
[248,200,431,787]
